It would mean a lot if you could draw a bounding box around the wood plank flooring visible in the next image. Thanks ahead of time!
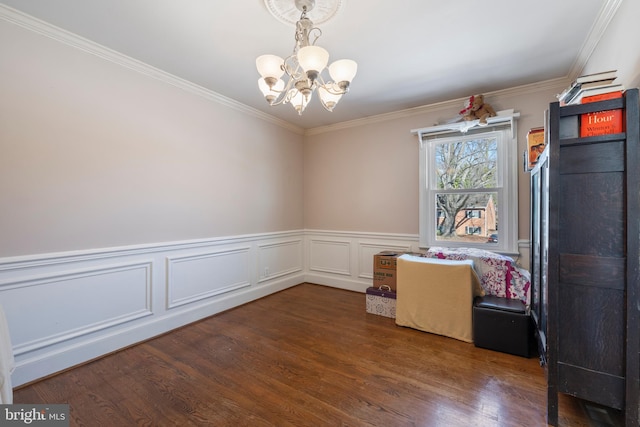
[14,283,619,426]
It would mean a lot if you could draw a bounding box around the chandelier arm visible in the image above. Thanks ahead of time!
[308,27,322,45]
[320,82,349,95]
[315,73,327,86]
[265,76,296,106]
[282,54,303,80]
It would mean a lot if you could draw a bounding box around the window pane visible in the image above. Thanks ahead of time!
[435,137,497,190]
[435,192,498,244]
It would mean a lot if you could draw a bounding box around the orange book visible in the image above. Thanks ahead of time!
[581,90,623,103]
[580,109,623,137]
[580,91,624,137]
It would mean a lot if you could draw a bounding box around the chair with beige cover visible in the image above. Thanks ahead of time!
[395,254,484,343]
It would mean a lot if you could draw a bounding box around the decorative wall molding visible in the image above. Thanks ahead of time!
[166,247,252,309]
[0,230,305,271]
[304,78,569,136]
[357,242,411,279]
[566,0,624,80]
[0,228,529,387]
[0,4,304,135]
[308,238,352,276]
[1,3,614,138]
[3,261,153,356]
[304,230,418,292]
[257,239,303,283]
[0,231,305,387]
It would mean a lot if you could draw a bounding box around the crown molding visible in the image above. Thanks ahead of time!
[566,0,623,80]
[0,4,305,135]
[305,77,569,136]
[1,0,620,138]
[304,0,623,137]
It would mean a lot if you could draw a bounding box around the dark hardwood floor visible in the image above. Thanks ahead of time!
[14,283,618,426]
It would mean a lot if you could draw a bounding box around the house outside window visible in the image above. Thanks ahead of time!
[414,115,519,254]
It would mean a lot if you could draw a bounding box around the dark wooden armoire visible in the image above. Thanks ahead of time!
[530,88,639,426]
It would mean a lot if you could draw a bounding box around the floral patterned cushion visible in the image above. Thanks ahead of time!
[426,247,530,306]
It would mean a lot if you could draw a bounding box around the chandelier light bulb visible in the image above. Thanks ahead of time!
[256,54,285,80]
[328,59,358,85]
[258,78,285,104]
[297,46,329,75]
[288,88,311,115]
[318,85,343,111]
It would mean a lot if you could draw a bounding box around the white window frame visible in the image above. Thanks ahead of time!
[412,112,519,255]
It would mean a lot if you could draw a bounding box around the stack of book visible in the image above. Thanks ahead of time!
[557,70,624,106]
[556,70,625,137]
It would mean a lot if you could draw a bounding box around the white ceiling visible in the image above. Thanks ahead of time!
[0,0,619,129]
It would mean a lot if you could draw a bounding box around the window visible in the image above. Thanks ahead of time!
[414,115,519,254]
[465,226,482,235]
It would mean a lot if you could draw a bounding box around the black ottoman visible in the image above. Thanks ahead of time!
[473,296,534,358]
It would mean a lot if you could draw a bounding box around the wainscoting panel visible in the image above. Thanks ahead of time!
[1,262,152,356]
[0,229,526,387]
[166,247,251,309]
[304,231,419,292]
[308,238,352,276]
[257,238,303,283]
[0,231,304,387]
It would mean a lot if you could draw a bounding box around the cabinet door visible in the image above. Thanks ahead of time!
[530,153,549,364]
[556,138,626,410]
[539,155,549,362]
[530,166,541,323]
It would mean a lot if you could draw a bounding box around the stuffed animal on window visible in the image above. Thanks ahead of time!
[460,94,497,126]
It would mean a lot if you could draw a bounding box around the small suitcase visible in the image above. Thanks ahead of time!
[366,285,397,318]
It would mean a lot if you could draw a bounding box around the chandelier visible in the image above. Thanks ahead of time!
[256,0,357,115]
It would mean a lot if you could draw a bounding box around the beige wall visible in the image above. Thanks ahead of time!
[4,1,638,388]
[0,20,304,257]
[2,0,638,262]
[304,84,564,247]
[304,0,640,261]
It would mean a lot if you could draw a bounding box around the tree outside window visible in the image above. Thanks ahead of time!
[435,136,497,241]
[418,123,518,253]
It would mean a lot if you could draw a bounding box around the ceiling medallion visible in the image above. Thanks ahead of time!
[264,0,344,26]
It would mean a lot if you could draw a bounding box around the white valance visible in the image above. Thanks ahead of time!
[411,109,520,143]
